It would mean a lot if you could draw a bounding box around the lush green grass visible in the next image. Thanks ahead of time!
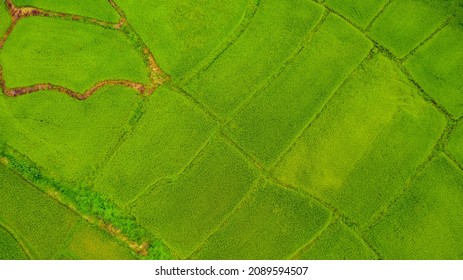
[225,14,372,166]
[58,221,136,260]
[368,0,448,57]
[113,0,249,80]
[94,86,216,205]
[296,220,377,260]
[132,138,259,258]
[366,154,463,259]
[325,0,388,27]
[0,164,79,259]
[273,54,446,226]
[184,0,324,117]
[0,225,29,260]
[0,86,141,183]
[14,0,120,22]
[406,20,463,117]
[191,182,331,259]
[0,2,11,37]
[0,16,149,92]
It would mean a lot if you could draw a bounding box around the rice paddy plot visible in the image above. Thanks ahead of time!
[94,86,216,205]
[0,225,29,260]
[13,0,120,23]
[0,164,79,259]
[0,86,141,183]
[113,0,249,80]
[132,139,259,259]
[191,182,331,260]
[0,16,149,93]
[0,2,11,37]
[184,0,324,117]
[366,154,463,259]
[273,54,446,226]
[295,220,377,260]
[225,14,371,166]
[57,221,136,260]
[324,0,388,28]
[405,20,463,117]
[368,0,448,57]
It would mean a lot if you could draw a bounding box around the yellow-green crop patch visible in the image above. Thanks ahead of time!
[94,86,216,205]
[273,54,446,226]
[132,138,259,258]
[296,220,377,260]
[226,14,372,166]
[405,20,463,117]
[366,154,463,259]
[0,0,461,260]
[191,182,331,259]
[58,221,136,260]
[368,0,449,57]
[0,2,10,37]
[0,16,149,93]
[325,0,388,28]
[13,0,120,23]
[184,0,324,117]
[113,0,250,80]
[0,225,29,260]
[0,164,79,259]
[0,86,141,183]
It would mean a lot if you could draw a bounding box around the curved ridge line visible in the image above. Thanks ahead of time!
[1,0,169,98]
[0,66,152,100]
[0,220,35,259]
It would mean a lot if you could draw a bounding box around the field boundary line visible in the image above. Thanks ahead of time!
[401,14,455,63]
[364,0,393,32]
[224,9,330,123]
[1,145,174,259]
[0,219,36,259]
[185,177,265,259]
[123,132,218,209]
[1,0,169,99]
[362,123,449,231]
[166,83,222,123]
[288,217,336,260]
[178,0,261,86]
[269,49,375,170]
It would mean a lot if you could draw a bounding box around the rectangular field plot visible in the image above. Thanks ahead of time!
[368,0,448,57]
[0,164,79,259]
[325,0,388,27]
[405,21,463,117]
[295,220,377,260]
[57,221,135,260]
[94,85,216,205]
[225,14,372,166]
[13,0,120,22]
[132,138,259,259]
[191,182,331,260]
[184,0,324,117]
[0,87,141,183]
[113,0,249,80]
[273,54,446,226]
[365,154,463,259]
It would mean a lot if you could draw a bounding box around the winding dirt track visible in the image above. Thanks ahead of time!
[0,0,169,99]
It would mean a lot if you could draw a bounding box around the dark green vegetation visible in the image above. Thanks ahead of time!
[0,0,462,260]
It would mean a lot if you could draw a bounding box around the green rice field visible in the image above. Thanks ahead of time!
[0,0,462,260]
